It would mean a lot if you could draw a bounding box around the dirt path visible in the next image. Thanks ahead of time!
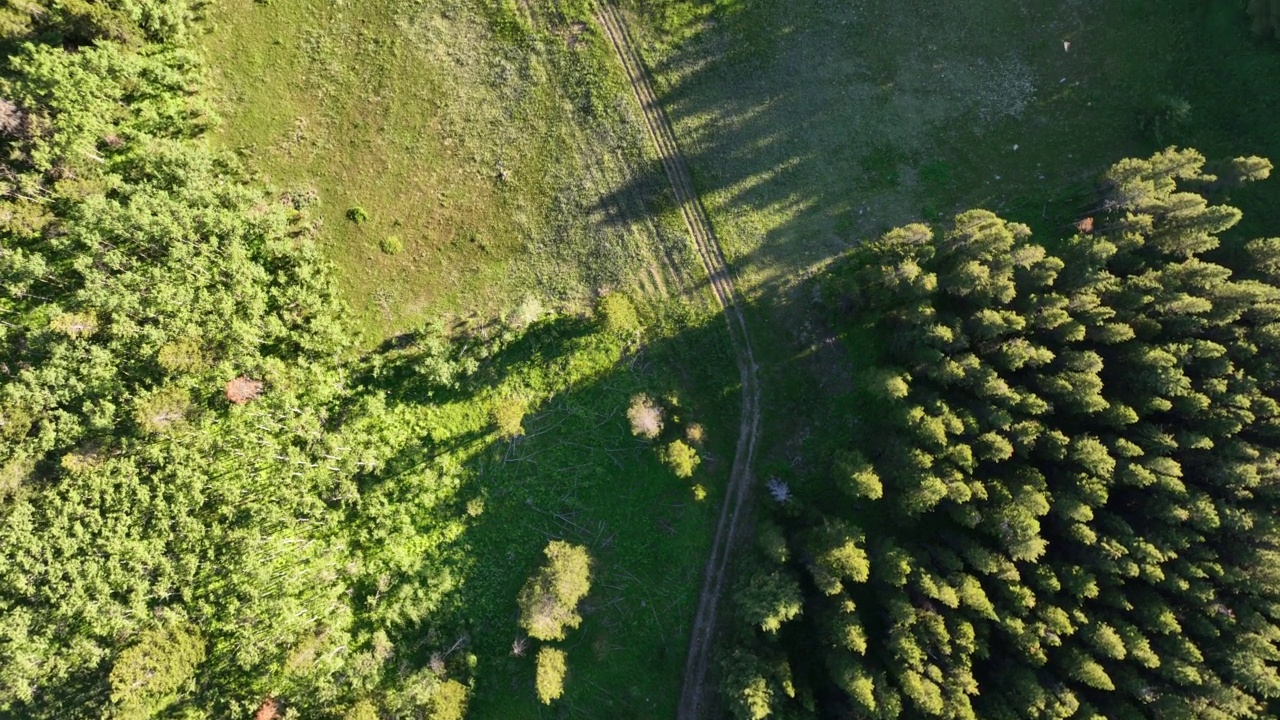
[596,5,763,718]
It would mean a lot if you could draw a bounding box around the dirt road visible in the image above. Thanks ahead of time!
[596,5,763,718]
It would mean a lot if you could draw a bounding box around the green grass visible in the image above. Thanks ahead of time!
[201,0,690,342]
[624,0,1280,297]
[355,301,738,717]
[616,4,1280,701]
[199,0,741,712]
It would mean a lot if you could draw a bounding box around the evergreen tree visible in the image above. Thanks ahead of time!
[733,148,1280,719]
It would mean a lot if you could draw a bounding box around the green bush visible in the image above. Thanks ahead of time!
[379,235,404,254]
[347,205,370,224]
[535,647,567,705]
[597,292,640,336]
[659,439,700,478]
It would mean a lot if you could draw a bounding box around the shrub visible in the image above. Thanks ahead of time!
[685,422,706,445]
[1137,95,1190,144]
[380,235,404,255]
[660,439,701,478]
[518,541,593,641]
[627,394,664,440]
[493,396,528,439]
[347,206,370,224]
[535,647,567,705]
[597,292,640,336]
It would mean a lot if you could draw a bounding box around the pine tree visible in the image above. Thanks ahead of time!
[754,148,1280,719]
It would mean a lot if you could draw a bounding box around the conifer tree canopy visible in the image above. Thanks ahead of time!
[730,148,1280,719]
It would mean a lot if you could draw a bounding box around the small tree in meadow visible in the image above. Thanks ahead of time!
[518,541,593,641]
[627,394,664,439]
[535,647,568,705]
[660,439,701,478]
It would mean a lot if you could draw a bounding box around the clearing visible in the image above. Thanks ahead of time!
[201,0,688,341]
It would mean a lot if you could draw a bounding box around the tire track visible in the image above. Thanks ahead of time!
[596,5,762,718]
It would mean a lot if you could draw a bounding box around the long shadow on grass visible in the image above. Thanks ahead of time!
[601,0,1280,298]
[342,306,741,718]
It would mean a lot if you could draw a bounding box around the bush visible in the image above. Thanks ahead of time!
[597,293,640,336]
[535,647,567,705]
[347,206,370,224]
[518,541,593,641]
[685,422,706,445]
[493,396,528,440]
[626,394,664,440]
[1137,95,1190,144]
[660,439,701,478]
[380,235,404,255]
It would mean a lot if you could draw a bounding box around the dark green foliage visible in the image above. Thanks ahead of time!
[734,148,1280,718]
[346,206,370,224]
[1248,0,1280,39]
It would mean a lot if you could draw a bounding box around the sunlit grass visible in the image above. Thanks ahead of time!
[201,0,687,343]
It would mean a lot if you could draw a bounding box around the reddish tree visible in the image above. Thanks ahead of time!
[255,697,279,720]
[225,376,264,404]
[1076,216,1095,234]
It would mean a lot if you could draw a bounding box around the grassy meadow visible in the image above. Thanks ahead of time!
[201,0,693,341]
[624,0,1280,297]
[192,0,1280,714]
[199,0,739,714]
[359,303,739,718]
[614,0,1280,508]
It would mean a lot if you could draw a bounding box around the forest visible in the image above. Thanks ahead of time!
[3,0,1280,718]
[723,149,1280,719]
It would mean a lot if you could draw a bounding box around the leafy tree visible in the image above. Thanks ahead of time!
[535,647,568,705]
[659,439,701,478]
[518,541,593,641]
[429,680,470,720]
[108,618,206,720]
[627,393,665,439]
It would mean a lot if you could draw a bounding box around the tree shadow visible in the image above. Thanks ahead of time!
[597,0,1280,305]
[333,305,742,717]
